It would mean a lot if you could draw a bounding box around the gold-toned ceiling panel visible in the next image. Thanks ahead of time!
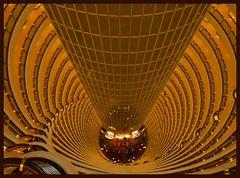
[4,3,236,175]
[44,4,210,130]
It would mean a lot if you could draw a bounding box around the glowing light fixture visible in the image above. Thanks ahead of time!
[105,131,114,139]
[213,112,219,122]
[108,126,116,131]
[228,11,236,23]
[115,134,131,139]
[132,130,140,139]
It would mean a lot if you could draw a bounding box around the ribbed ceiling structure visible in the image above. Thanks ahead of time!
[3,3,236,175]
[44,4,209,131]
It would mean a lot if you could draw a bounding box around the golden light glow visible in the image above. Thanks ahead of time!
[3,3,236,175]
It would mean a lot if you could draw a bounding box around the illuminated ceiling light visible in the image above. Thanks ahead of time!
[34,3,41,10]
[228,11,236,23]
[105,131,114,139]
[180,143,184,149]
[140,127,146,132]
[203,18,209,23]
[224,169,230,175]
[100,129,105,134]
[108,126,116,131]
[115,133,131,139]
[131,130,140,139]
[195,130,200,137]
[213,112,219,122]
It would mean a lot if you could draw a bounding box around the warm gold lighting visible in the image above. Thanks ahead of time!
[19,158,26,172]
[228,11,236,23]
[115,133,131,139]
[105,131,114,139]
[34,4,41,10]
[3,3,236,174]
[213,112,219,121]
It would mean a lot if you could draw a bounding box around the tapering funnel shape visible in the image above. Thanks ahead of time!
[44,4,209,131]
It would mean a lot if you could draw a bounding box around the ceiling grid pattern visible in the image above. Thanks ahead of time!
[3,3,236,175]
[44,4,209,130]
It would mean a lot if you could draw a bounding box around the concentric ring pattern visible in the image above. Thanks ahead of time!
[3,3,236,174]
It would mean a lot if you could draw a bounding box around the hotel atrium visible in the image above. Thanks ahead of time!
[3,3,236,175]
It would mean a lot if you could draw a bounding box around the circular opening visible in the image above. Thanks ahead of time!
[99,126,147,164]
